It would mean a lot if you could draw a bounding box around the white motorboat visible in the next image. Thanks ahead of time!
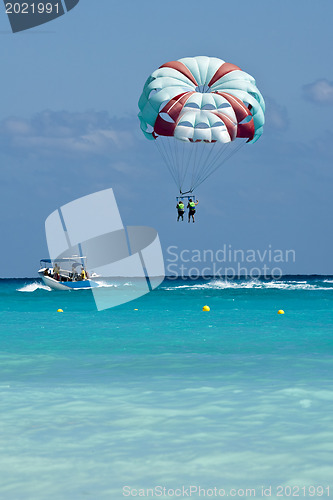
[38,257,100,290]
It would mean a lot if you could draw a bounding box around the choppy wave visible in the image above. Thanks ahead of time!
[17,282,52,292]
[17,280,144,293]
[162,278,333,291]
[96,281,134,287]
[15,277,333,293]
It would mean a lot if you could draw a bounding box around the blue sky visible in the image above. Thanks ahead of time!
[0,0,332,277]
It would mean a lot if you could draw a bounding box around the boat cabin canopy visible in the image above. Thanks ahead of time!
[40,257,86,269]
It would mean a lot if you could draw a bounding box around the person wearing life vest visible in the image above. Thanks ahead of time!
[80,267,87,280]
[187,198,199,223]
[53,262,60,281]
[176,200,185,221]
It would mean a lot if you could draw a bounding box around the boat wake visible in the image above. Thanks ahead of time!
[17,282,52,293]
[95,281,135,288]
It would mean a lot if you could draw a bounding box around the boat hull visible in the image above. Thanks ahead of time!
[39,274,99,290]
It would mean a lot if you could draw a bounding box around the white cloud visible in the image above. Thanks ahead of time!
[263,97,289,132]
[0,110,134,158]
[303,79,333,104]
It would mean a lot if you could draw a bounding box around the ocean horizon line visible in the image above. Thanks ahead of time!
[1,274,333,281]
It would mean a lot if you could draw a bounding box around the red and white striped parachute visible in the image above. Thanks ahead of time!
[138,56,265,193]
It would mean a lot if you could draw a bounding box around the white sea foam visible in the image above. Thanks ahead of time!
[95,281,139,289]
[163,279,333,291]
[17,282,52,292]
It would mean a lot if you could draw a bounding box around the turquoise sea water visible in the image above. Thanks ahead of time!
[0,276,333,499]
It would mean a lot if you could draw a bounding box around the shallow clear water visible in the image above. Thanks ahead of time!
[0,277,332,499]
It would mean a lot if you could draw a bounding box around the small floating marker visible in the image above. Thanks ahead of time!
[278,309,285,314]
[57,309,64,313]
[134,309,138,311]
[202,305,210,312]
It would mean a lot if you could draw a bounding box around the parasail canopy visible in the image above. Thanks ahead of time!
[138,56,265,193]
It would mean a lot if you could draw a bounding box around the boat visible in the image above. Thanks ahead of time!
[38,257,100,290]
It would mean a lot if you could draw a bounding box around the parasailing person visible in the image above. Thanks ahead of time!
[176,200,185,221]
[138,55,265,219]
[187,198,199,223]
